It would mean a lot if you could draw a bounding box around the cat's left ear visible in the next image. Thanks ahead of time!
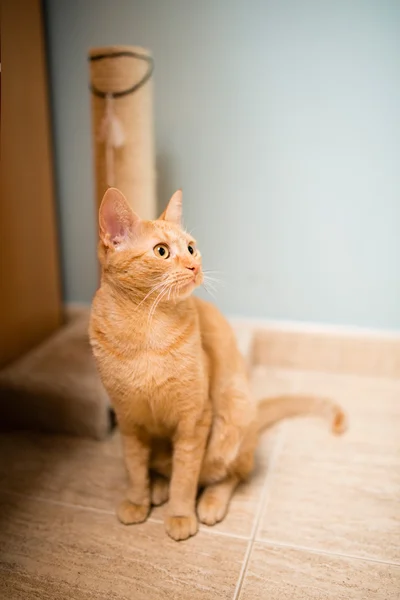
[99,187,141,249]
[159,189,182,226]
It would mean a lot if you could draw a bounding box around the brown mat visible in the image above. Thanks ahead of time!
[0,307,112,440]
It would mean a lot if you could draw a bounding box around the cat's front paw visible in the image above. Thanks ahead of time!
[117,500,150,525]
[164,513,198,541]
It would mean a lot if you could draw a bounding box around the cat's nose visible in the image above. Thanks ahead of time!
[186,265,198,274]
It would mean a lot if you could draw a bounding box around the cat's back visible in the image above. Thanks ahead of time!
[194,296,236,345]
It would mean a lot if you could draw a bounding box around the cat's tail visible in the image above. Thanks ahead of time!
[256,395,347,435]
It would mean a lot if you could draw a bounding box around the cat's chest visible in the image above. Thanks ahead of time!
[97,335,204,414]
[108,352,201,434]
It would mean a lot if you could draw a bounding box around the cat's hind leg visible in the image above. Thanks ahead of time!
[150,472,169,506]
[197,475,239,526]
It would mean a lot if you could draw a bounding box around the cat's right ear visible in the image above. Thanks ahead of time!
[99,187,141,249]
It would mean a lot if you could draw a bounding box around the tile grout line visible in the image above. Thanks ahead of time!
[2,490,116,516]
[1,489,250,542]
[1,490,160,524]
[256,537,400,568]
[197,526,250,541]
[232,429,286,600]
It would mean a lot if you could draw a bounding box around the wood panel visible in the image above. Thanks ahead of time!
[0,0,62,368]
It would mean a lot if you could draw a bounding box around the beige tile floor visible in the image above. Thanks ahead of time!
[0,366,399,599]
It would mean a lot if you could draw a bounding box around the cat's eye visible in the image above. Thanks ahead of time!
[154,243,170,259]
[188,244,195,255]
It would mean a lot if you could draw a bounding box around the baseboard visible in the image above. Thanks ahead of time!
[228,317,400,379]
[227,315,400,339]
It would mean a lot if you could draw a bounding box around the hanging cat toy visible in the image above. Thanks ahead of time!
[89,50,154,187]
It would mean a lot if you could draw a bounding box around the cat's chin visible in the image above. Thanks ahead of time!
[176,276,202,300]
[176,282,197,300]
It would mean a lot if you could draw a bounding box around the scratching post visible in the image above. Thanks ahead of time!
[89,45,156,218]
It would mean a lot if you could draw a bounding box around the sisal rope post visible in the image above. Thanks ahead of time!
[89,45,156,219]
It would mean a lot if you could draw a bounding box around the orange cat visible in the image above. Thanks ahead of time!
[89,187,346,541]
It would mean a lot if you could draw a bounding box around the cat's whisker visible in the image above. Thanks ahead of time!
[202,271,223,285]
[148,277,178,320]
[202,276,219,293]
[203,282,217,297]
[204,286,217,298]
[202,282,216,299]
[203,273,222,282]
[136,272,177,310]
[148,283,172,325]
[141,268,203,323]
[147,292,164,325]
[203,270,223,276]
[136,279,170,310]
[147,282,167,316]
[203,274,219,284]
[205,278,224,290]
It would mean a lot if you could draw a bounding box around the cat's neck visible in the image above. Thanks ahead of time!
[97,280,198,348]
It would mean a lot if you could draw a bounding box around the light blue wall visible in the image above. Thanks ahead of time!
[45,0,400,329]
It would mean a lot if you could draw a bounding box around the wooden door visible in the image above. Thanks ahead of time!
[0,0,62,368]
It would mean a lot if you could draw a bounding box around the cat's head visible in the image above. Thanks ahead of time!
[98,187,203,302]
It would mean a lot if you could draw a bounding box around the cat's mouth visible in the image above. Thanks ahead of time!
[176,272,203,296]
[191,271,203,287]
